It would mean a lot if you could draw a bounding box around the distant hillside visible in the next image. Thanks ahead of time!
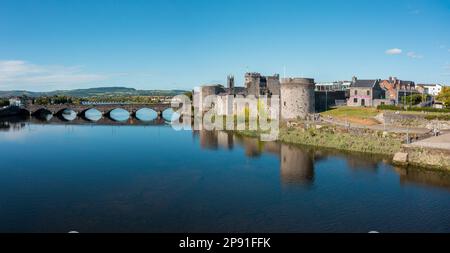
[0,87,188,98]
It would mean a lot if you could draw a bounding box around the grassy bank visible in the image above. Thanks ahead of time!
[278,127,402,155]
[235,125,403,156]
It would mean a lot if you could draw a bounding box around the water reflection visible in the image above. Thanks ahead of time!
[396,167,450,191]
[193,130,450,189]
[84,108,102,121]
[194,130,315,185]
[280,144,314,185]
[1,119,450,191]
[0,122,449,232]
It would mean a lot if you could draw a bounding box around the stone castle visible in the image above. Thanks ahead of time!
[193,72,316,120]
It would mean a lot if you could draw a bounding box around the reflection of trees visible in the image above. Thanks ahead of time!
[397,167,450,191]
[0,121,26,132]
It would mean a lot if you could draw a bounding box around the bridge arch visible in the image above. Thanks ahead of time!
[161,108,181,122]
[54,108,78,121]
[79,108,103,121]
[32,108,54,121]
[107,108,130,122]
[135,108,158,122]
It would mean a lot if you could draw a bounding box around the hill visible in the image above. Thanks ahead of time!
[0,87,188,98]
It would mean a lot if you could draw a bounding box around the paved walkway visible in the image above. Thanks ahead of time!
[409,133,450,150]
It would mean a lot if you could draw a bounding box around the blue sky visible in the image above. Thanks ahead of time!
[0,0,449,91]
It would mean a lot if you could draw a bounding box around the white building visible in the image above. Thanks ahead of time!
[8,98,21,106]
[419,84,443,96]
[315,81,351,91]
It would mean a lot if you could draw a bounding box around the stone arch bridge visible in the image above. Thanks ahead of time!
[22,103,174,117]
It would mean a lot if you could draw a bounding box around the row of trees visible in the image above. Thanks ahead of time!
[34,95,76,105]
[401,94,430,106]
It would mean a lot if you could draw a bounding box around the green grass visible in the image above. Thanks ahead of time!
[278,127,402,155]
[235,125,403,156]
[320,106,380,119]
[377,104,450,113]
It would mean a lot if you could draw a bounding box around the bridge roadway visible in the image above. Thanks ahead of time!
[22,103,173,116]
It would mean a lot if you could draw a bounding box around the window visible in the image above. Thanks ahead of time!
[354,90,358,95]
[367,90,370,96]
[353,98,358,103]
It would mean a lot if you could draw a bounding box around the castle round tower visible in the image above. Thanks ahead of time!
[280,77,315,120]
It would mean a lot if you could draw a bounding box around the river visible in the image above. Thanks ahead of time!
[0,119,449,232]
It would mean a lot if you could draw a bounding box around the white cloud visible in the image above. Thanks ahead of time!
[0,60,108,90]
[385,48,402,55]
[406,52,423,59]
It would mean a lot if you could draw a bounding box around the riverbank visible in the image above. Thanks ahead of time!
[236,123,404,156]
[236,123,450,171]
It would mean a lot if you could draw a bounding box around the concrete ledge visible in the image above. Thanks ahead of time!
[393,152,409,166]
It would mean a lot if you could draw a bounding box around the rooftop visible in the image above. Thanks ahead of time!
[351,79,379,88]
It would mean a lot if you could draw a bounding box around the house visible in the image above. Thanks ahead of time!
[8,97,22,107]
[380,77,417,104]
[347,78,386,107]
[417,84,443,96]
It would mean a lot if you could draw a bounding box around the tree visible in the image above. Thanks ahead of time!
[0,98,9,107]
[403,94,427,106]
[436,86,450,107]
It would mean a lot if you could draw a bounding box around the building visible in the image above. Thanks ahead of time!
[315,81,351,91]
[8,97,22,107]
[347,78,385,107]
[380,77,416,104]
[417,84,443,96]
[280,77,315,120]
[194,73,316,121]
[244,72,280,96]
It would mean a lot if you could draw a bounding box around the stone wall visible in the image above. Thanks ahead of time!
[382,112,450,130]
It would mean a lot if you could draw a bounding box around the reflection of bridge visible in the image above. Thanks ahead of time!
[22,103,173,116]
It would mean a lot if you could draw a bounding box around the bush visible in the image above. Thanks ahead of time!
[424,114,450,121]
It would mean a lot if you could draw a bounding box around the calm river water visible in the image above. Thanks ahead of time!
[0,120,449,232]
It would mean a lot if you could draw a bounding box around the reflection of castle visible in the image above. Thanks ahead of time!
[280,144,314,185]
[195,130,315,185]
